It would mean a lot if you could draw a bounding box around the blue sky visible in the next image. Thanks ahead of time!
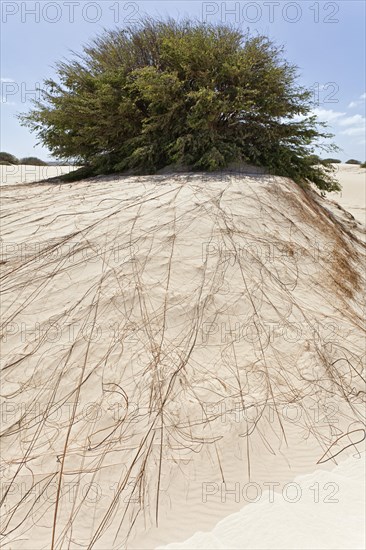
[1,0,365,162]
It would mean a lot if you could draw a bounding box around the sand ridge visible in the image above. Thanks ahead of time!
[0,166,365,549]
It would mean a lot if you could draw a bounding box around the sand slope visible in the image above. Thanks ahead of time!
[0,166,365,549]
[159,454,365,549]
[0,164,79,186]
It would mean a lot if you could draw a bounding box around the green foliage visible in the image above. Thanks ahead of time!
[323,158,341,164]
[20,157,48,165]
[0,152,19,164]
[56,165,95,182]
[307,154,322,165]
[345,159,361,165]
[361,162,366,168]
[19,18,340,191]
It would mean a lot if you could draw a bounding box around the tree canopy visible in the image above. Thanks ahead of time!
[20,18,339,191]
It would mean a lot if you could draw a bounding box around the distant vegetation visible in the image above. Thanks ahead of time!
[345,159,361,165]
[0,152,48,166]
[20,18,340,191]
[323,158,341,164]
[20,157,48,166]
[361,162,366,168]
[0,152,19,165]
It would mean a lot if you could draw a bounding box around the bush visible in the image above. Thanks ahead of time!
[19,157,48,166]
[361,162,366,168]
[323,158,341,163]
[307,154,322,165]
[0,152,19,164]
[20,18,340,191]
[56,165,94,182]
[345,159,361,165]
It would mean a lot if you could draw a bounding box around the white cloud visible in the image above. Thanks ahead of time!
[313,109,365,131]
[339,113,365,138]
[348,92,366,108]
[312,108,346,122]
[340,126,365,137]
[313,107,365,146]
[339,114,365,127]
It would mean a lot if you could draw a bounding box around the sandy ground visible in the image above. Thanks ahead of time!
[0,164,79,185]
[0,165,365,549]
[159,454,365,549]
[326,163,366,225]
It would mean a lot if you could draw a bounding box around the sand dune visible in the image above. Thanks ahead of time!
[0,164,79,186]
[326,164,366,225]
[0,165,365,549]
[159,454,365,549]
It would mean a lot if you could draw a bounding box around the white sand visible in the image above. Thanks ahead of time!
[326,164,366,225]
[159,453,365,550]
[0,164,79,185]
[0,165,365,549]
